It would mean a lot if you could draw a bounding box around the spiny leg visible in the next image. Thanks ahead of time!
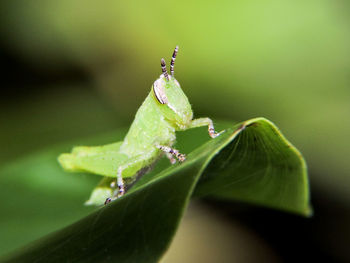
[104,150,156,205]
[116,167,125,197]
[157,145,186,162]
[104,167,125,205]
[188,117,224,138]
[166,152,177,164]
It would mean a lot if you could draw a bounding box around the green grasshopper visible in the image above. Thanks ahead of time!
[59,46,221,205]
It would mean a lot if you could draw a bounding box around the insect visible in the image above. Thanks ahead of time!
[59,46,222,205]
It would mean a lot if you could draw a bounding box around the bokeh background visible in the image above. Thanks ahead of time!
[0,0,349,262]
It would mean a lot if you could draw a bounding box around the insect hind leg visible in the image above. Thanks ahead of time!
[104,150,156,205]
[105,167,125,205]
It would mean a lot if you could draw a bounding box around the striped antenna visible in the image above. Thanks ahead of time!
[170,45,179,76]
[160,58,169,81]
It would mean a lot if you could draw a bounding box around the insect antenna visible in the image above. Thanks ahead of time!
[160,58,169,81]
[170,45,179,76]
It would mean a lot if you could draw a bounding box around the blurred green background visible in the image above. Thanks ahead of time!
[0,0,349,262]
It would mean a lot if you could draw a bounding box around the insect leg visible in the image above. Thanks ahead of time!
[188,117,224,138]
[117,167,125,195]
[166,152,177,164]
[105,151,156,205]
[104,167,128,204]
[157,145,186,162]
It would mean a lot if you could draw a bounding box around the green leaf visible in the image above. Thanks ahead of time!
[0,118,310,262]
[194,118,311,215]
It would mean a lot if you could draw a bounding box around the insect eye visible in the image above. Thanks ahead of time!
[153,78,168,104]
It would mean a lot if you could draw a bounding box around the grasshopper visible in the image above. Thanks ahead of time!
[59,46,221,205]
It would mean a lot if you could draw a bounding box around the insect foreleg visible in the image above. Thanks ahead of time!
[157,145,186,162]
[188,117,222,138]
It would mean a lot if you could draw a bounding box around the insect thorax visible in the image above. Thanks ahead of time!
[119,92,177,157]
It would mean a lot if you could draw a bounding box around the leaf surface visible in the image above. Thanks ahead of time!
[0,118,310,262]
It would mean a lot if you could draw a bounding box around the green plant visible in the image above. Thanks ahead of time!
[1,118,310,262]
